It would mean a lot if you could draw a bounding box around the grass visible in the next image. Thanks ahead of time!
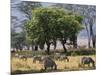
[11,55,96,74]
[11,48,96,57]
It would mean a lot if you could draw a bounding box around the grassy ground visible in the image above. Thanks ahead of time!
[11,55,96,74]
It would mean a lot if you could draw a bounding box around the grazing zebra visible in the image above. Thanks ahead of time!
[54,53,69,62]
[14,53,27,61]
[42,56,57,70]
[18,55,27,61]
[54,53,61,60]
[81,57,95,67]
[59,55,69,62]
[33,56,42,63]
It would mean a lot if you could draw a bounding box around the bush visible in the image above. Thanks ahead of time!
[11,48,96,57]
[71,51,78,56]
[68,48,96,56]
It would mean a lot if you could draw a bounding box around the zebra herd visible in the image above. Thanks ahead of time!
[14,53,95,70]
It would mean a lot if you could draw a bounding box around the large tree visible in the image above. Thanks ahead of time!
[53,4,96,48]
[24,7,83,54]
[17,1,42,50]
[11,31,26,51]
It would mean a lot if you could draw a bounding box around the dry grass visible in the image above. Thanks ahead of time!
[11,55,96,74]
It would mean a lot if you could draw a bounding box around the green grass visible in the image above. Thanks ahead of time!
[11,48,96,57]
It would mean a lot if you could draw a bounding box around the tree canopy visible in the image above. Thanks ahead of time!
[24,7,83,54]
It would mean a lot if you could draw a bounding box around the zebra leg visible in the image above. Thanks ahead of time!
[44,66,47,70]
[88,63,90,67]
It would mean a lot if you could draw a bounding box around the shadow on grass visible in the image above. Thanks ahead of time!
[11,69,58,75]
[11,67,96,75]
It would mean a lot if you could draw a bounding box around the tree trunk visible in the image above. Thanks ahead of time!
[70,34,77,48]
[88,37,91,48]
[90,24,93,48]
[32,44,34,51]
[85,22,91,48]
[19,46,22,51]
[18,44,22,51]
[92,39,96,48]
[89,19,96,48]
[61,40,67,53]
[46,42,50,54]
[90,26,96,48]
[73,35,77,48]
[62,43,67,53]
[92,35,96,48]
[53,41,57,50]
[39,44,44,50]
[27,45,30,50]
[15,46,18,51]
[35,45,38,51]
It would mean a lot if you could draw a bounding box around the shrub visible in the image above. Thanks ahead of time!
[71,51,78,56]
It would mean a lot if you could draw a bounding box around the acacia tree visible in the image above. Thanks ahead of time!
[69,15,83,48]
[11,31,26,51]
[24,8,66,53]
[17,1,42,50]
[53,4,96,48]
[11,15,25,51]
[58,15,83,51]
[24,7,83,54]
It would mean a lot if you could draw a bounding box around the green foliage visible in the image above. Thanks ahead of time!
[11,31,26,50]
[24,7,83,52]
[71,51,78,56]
